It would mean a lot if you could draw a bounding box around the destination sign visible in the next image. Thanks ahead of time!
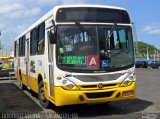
[60,56,86,64]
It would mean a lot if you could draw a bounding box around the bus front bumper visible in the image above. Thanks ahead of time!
[54,82,136,106]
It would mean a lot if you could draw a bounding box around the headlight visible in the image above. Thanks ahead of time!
[61,79,79,90]
[120,75,135,87]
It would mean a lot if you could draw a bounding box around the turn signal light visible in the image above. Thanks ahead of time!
[122,91,134,96]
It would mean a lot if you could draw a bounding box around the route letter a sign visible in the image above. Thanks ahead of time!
[88,55,99,67]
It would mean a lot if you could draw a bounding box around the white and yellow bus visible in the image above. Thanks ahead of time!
[14,5,137,108]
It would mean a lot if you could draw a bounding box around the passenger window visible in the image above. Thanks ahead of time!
[30,29,37,55]
[19,36,25,57]
[37,23,45,55]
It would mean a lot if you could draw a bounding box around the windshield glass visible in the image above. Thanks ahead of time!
[56,25,134,72]
[98,26,134,69]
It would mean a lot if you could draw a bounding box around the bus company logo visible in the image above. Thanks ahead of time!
[98,83,103,89]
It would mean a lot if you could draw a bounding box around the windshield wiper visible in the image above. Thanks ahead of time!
[111,49,129,57]
[75,22,95,39]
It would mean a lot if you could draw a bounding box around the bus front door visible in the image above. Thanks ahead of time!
[26,40,30,87]
[48,30,54,98]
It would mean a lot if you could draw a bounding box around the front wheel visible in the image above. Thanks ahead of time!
[38,81,50,108]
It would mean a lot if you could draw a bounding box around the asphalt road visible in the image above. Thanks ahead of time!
[0,68,160,119]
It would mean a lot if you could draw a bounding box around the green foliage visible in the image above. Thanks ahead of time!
[137,41,159,54]
[136,41,159,59]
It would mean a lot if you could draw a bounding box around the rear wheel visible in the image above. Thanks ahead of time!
[38,81,50,108]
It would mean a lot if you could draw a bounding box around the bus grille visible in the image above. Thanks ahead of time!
[81,84,116,88]
[85,91,114,99]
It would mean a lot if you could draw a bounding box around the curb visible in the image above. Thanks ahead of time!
[0,77,16,80]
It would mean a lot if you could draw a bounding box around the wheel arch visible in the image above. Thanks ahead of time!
[38,73,44,85]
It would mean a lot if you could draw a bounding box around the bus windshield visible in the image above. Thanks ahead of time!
[56,25,134,72]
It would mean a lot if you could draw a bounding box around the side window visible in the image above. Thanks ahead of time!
[19,38,21,56]
[118,29,127,49]
[108,30,121,49]
[22,36,26,56]
[37,23,45,55]
[30,29,37,55]
[18,36,26,57]
[113,31,119,49]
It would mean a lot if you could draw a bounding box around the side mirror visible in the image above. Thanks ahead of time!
[49,30,56,44]
[49,20,56,44]
[131,22,138,52]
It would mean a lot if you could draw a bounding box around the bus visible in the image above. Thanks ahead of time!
[14,5,137,108]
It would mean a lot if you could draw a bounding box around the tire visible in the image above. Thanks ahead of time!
[38,81,50,108]
[19,74,26,90]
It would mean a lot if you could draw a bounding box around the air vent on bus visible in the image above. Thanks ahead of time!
[85,91,114,99]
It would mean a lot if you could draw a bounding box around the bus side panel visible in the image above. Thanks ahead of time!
[28,75,39,93]
[28,55,46,93]
[20,57,27,86]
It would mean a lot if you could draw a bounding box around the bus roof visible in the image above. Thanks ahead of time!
[15,5,128,40]
[54,5,127,11]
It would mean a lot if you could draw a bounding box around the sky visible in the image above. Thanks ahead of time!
[0,0,160,50]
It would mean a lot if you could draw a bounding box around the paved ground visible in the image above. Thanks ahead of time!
[0,82,42,113]
[0,68,160,119]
